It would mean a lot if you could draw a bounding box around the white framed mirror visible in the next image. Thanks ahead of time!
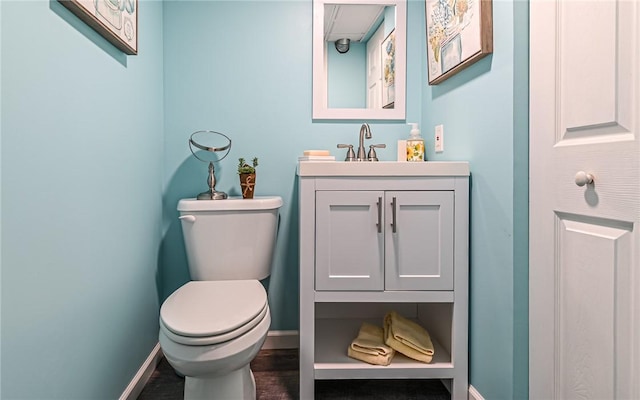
[313,0,406,120]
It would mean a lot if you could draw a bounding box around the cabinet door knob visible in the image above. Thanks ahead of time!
[391,196,397,233]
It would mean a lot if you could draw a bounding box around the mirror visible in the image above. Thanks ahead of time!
[313,0,406,120]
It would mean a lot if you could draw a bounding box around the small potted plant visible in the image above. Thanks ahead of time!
[238,157,258,199]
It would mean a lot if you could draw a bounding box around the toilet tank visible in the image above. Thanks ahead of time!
[177,196,283,281]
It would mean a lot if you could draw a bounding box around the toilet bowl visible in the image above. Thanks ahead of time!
[159,280,270,399]
[159,196,282,399]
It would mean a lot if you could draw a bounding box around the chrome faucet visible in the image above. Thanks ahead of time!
[356,123,372,161]
[337,123,386,161]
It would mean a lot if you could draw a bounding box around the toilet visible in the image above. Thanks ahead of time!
[159,196,283,400]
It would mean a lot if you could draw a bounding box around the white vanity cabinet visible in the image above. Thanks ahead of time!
[315,190,454,291]
[298,161,469,400]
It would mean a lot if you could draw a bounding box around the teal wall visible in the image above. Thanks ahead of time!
[161,0,423,330]
[328,42,367,108]
[512,2,530,398]
[163,1,528,399]
[1,0,164,398]
[0,1,4,393]
[1,0,528,398]
[421,0,529,398]
[0,1,3,393]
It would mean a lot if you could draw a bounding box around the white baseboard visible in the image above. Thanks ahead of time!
[119,342,163,400]
[468,385,485,400]
[438,380,483,400]
[261,330,299,350]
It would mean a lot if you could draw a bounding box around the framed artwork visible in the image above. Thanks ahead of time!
[381,29,396,109]
[425,0,492,85]
[59,0,138,55]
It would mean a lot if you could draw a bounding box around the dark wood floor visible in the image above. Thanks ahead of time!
[138,349,451,400]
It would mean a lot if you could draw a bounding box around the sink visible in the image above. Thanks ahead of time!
[297,161,469,177]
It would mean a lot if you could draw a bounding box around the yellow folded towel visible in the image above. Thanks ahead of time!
[347,322,395,366]
[383,311,434,363]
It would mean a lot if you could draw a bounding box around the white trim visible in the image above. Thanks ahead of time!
[261,330,299,350]
[435,381,483,400]
[468,385,485,400]
[119,343,163,400]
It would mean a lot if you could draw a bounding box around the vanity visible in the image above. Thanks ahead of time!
[298,161,470,399]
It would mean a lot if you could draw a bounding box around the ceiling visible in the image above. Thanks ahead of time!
[323,4,385,42]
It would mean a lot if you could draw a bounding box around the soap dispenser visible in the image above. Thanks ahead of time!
[406,123,425,162]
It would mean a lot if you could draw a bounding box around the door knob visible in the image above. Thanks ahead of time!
[575,171,594,187]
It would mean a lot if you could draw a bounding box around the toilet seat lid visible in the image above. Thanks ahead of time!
[160,280,267,338]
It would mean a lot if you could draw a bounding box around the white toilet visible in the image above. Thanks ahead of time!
[159,196,283,400]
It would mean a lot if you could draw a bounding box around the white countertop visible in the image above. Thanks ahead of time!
[297,161,470,177]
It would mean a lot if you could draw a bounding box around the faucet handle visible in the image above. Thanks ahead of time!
[367,144,386,162]
[337,144,356,161]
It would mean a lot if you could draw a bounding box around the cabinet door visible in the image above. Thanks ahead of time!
[384,191,454,290]
[315,191,384,291]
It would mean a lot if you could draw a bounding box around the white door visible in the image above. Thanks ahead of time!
[366,24,384,109]
[530,1,640,399]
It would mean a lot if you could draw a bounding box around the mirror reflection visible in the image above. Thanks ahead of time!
[325,4,396,109]
[313,0,406,120]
